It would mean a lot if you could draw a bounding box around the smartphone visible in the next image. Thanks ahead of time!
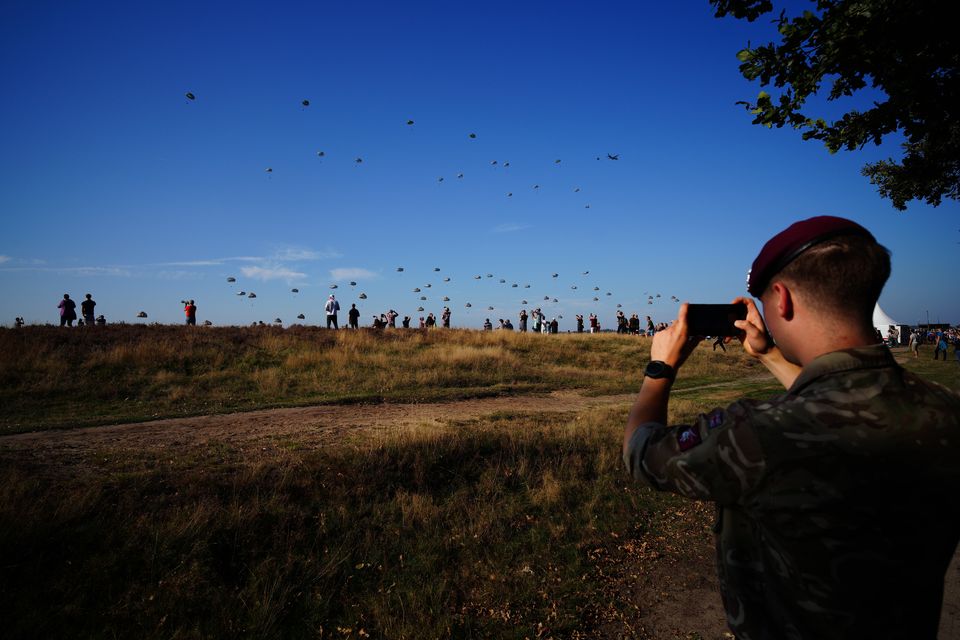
[687,303,747,336]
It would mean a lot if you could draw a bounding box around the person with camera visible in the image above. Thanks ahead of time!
[183,300,197,325]
[622,216,960,639]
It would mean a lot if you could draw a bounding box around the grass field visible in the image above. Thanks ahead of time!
[0,327,956,639]
[0,325,769,433]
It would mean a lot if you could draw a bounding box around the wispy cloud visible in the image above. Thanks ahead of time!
[492,223,532,233]
[0,255,10,264]
[241,265,307,281]
[330,267,377,281]
[0,265,133,276]
[272,247,341,262]
[156,260,226,267]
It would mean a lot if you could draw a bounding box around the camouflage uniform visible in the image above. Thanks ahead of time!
[624,345,960,639]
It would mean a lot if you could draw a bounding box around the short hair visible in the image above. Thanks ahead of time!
[772,233,891,322]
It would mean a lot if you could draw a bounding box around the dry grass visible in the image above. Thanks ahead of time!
[0,324,763,433]
[0,406,705,639]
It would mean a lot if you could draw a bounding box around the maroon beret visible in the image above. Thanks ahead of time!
[747,216,876,296]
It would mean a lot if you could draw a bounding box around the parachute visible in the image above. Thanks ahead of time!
[355,157,363,163]
[616,304,622,308]
[571,286,577,290]
[511,283,518,288]
[274,318,282,324]
[297,313,306,320]
[593,287,600,291]
[407,120,414,125]
[419,296,427,301]
[227,277,236,283]
[442,296,450,301]
[552,273,558,278]
[203,320,213,326]
[443,277,451,282]
[499,279,506,283]
[424,284,431,288]
[396,267,404,272]
[474,275,481,280]
[137,311,148,318]
[317,151,325,158]
[543,296,550,300]
[417,306,424,312]
[185,92,195,101]
[359,293,367,299]
[330,284,338,289]
[248,292,257,298]
[291,288,299,293]
[265,167,272,173]
[301,99,310,107]
[465,302,472,308]
[237,291,246,296]
[521,300,528,305]
[593,297,599,302]
[468,133,477,139]
[413,288,421,293]
[349,281,357,286]
[434,267,440,272]
[487,306,494,310]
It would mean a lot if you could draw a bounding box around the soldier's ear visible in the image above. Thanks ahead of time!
[770,281,795,322]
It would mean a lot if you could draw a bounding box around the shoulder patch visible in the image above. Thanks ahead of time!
[677,426,702,451]
[708,410,724,430]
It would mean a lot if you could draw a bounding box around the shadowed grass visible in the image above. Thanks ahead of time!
[0,406,711,640]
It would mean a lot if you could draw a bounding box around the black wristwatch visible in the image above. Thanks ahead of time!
[644,360,676,381]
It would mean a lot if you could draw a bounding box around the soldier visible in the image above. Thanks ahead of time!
[622,216,960,639]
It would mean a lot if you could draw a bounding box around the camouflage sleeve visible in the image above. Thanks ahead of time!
[623,401,767,504]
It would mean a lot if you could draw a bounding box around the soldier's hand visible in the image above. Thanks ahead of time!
[650,303,702,370]
[731,296,773,357]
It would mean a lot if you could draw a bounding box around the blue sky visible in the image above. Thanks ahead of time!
[2,0,957,328]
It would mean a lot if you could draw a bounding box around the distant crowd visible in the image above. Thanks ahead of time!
[21,293,960,364]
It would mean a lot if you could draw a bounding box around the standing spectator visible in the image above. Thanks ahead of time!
[81,294,96,327]
[504,318,514,330]
[325,295,340,329]
[519,309,528,332]
[713,334,726,352]
[934,331,948,361]
[387,309,398,328]
[348,303,360,329]
[184,300,197,325]
[550,318,559,334]
[589,313,598,334]
[646,315,655,336]
[442,307,451,328]
[909,329,921,358]
[419,316,426,328]
[532,310,542,333]
[15,316,25,328]
[402,316,411,328]
[483,318,493,330]
[58,294,77,327]
[629,314,641,335]
[576,314,584,333]
[426,313,436,328]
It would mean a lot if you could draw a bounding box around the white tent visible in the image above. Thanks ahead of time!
[873,303,908,345]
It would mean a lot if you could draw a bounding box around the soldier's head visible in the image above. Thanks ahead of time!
[749,216,890,339]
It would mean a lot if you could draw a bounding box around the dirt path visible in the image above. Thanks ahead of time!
[2,385,957,639]
[0,390,637,457]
